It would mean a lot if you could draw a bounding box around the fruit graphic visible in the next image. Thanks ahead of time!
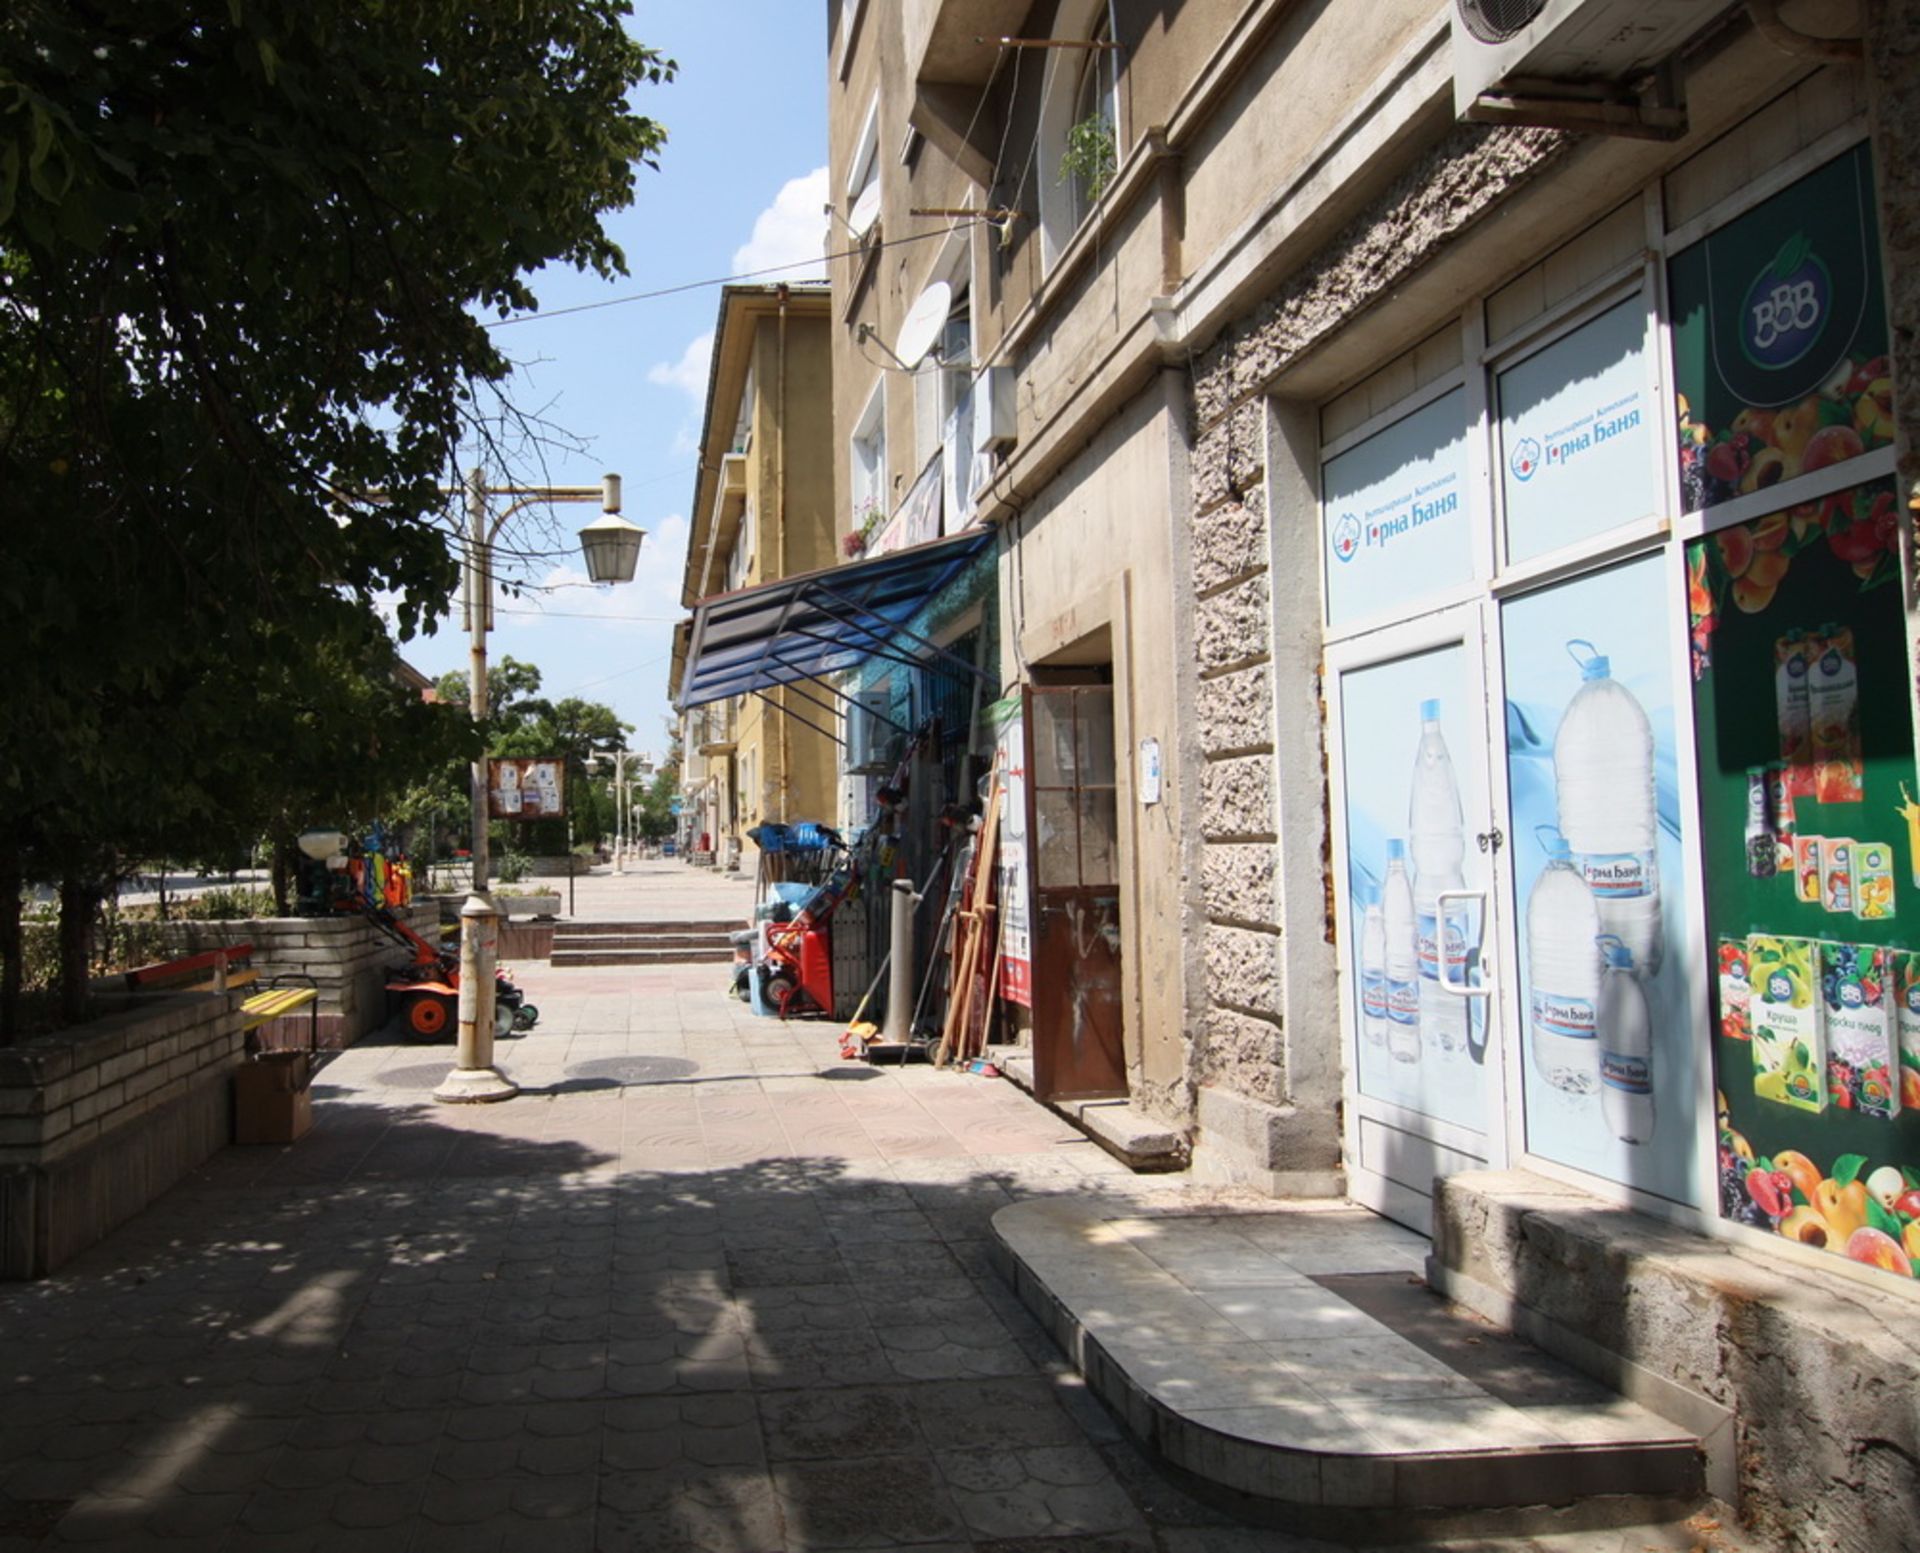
[1801,424,1864,475]
[1854,378,1894,441]
[1715,526,1755,576]
[1727,1128,1754,1162]
[1844,1227,1912,1276]
[1903,1068,1920,1110]
[1906,1221,1920,1260]
[1773,1149,1822,1202]
[1896,1189,1920,1220]
[1866,1165,1907,1212]
[1742,448,1794,493]
[1779,1205,1832,1246]
[1772,398,1823,458]
[1732,406,1777,440]
[1745,1168,1794,1219]
[1813,1178,1869,1241]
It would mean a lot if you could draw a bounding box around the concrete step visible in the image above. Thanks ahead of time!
[552,919,742,937]
[552,933,739,951]
[550,948,737,967]
[991,1198,1706,1541]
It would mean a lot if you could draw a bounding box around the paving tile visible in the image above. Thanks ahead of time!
[759,1386,919,1462]
[771,1454,967,1549]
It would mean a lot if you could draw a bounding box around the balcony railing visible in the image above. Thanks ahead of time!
[693,702,738,754]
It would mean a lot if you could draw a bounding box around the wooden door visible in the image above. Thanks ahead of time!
[1027,685,1127,1101]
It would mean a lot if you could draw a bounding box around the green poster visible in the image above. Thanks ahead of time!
[1669,144,1892,513]
[1688,475,1920,1282]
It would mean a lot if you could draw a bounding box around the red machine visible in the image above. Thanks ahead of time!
[344,897,537,1043]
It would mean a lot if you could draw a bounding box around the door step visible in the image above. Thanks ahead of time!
[549,920,742,968]
[991,1198,1706,1540]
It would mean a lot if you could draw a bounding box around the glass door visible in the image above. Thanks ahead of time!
[1327,604,1507,1232]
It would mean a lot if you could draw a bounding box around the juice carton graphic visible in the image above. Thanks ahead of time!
[1809,626,1864,804]
[1768,762,1796,873]
[1793,835,1823,904]
[1749,935,1826,1113]
[1774,632,1818,799]
[1823,943,1897,1120]
[1820,838,1855,916]
[1717,938,1751,1041]
[1894,950,1920,1104]
[1854,841,1896,921]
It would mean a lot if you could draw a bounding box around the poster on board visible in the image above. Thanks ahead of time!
[985,694,1033,1007]
[1339,645,1488,1135]
[1669,144,1891,514]
[1498,297,1655,562]
[1688,474,1920,1281]
[1321,389,1471,628]
[488,758,567,819]
[1501,554,1705,1209]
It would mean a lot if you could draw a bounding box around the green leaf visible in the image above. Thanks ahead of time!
[0,140,18,226]
[1832,1153,1870,1187]
[257,39,278,85]
[1773,231,1811,280]
[1868,1196,1904,1238]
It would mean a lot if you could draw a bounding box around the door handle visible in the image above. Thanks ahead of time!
[1435,889,1491,1000]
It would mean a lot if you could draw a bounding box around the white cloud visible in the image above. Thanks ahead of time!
[731,166,830,279]
[647,331,713,401]
[514,513,691,631]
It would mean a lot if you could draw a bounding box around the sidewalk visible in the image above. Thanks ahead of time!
[0,879,1743,1551]
[540,856,756,925]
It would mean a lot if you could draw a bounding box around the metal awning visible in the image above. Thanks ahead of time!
[679,528,995,711]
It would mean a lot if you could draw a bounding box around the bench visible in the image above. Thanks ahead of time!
[126,944,321,1051]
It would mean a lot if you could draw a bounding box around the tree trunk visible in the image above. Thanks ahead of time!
[0,842,22,1046]
[57,875,103,1026]
[271,838,294,918]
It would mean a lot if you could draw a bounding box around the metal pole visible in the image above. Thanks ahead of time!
[882,878,916,1044]
[437,467,515,1104]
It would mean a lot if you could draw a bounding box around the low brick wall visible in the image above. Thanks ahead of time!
[1430,1169,1920,1548]
[0,993,242,1279]
[159,904,440,1050]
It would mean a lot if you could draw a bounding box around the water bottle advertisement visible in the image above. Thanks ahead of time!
[1321,389,1471,629]
[1339,645,1487,1136]
[1501,553,1707,1209]
[1686,474,1920,1282]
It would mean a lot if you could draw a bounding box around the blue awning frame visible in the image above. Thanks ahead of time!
[678,528,996,746]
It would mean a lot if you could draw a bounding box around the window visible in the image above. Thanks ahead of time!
[1038,2,1121,269]
[850,383,887,536]
[844,96,880,240]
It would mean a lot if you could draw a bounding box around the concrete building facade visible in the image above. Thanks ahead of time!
[827,0,1920,1539]
[671,285,841,873]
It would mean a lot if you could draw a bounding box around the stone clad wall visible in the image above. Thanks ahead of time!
[0,994,241,1279]
[1179,124,1569,1189]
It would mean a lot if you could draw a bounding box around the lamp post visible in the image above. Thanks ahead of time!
[435,470,646,1106]
[598,750,648,874]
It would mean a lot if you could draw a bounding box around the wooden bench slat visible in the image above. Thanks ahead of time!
[127,943,255,988]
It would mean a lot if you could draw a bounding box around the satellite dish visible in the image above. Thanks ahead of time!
[849,182,881,238]
[895,281,951,370]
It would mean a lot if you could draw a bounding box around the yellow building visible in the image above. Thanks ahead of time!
[670,284,839,875]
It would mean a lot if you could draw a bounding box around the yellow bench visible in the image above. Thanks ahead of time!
[127,945,320,1050]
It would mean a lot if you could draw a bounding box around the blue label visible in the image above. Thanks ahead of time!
[1740,236,1830,371]
[1601,1052,1651,1094]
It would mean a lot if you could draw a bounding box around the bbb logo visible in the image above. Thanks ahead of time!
[1330,513,1361,564]
[1741,232,1828,371]
[1768,973,1792,1002]
[1509,437,1542,483]
[1840,982,1863,1009]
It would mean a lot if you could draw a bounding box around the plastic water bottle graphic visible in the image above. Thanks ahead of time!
[1382,840,1421,1064]
[1554,642,1663,976]
[1526,827,1601,1094]
[1597,934,1655,1144]
[1359,881,1389,1049]
[1409,699,1469,1055]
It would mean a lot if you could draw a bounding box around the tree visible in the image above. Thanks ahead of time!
[0,3,673,1036]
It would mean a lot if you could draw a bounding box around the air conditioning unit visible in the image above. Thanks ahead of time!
[973,365,1016,453]
[1453,0,1728,137]
[845,688,896,775]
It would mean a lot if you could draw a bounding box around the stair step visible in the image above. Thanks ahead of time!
[552,920,742,936]
[991,1199,1704,1539]
[551,949,737,967]
[553,934,738,950]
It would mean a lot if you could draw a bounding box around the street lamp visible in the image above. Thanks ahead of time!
[596,750,647,874]
[436,470,645,1107]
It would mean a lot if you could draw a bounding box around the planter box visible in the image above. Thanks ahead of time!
[498,895,562,920]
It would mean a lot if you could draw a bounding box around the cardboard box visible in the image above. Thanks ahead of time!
[234,1052,313,1145]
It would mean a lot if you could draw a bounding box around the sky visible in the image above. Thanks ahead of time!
[393,1,831,759]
